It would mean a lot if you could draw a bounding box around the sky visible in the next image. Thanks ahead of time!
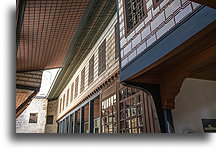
[36,68,61,98]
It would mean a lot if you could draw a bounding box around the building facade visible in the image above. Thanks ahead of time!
[117,0,216,133]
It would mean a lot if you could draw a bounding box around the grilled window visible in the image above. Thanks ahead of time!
[124,0,147,33]
[98,40,106,75]
[70,83,74,103]
[88,55,94,85]
[74,76,79,98]
[46,115,54,124]
[29,113,38,123]
[115,23,119,59]
[101,94,117,133]
[153,0,164,8]
[80,67,85,93]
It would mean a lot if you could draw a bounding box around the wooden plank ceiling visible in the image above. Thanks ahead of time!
[17,0,89,72]
[16,89,34,109]
[190,0,216,8]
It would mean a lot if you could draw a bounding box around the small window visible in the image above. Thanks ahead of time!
[62,94,65,110]
[66,89,69,107]
[124,0,147,34]
[74,76,79,98]
[46,115,54,124]
[29,113,38,123]
[80,67,85,93]
[98,40,106,75]
[153,0,164,8]
[88,55,94,85]
[70,83,74,103]
[115,23,119,59]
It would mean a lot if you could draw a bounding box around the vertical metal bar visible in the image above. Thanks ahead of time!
[89,100,94,133]
[80,107,84,133]
[73,112,77,133]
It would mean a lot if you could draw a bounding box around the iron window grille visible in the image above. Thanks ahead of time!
[124,0,147,35]
[46,115,54,124]
[98,40,106,75]
[29,113,38,123]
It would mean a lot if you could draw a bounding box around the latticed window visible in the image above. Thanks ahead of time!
[101,94,117,133]
[62,94,65,110]
[124,0,147,33]
[88,55,94,85]
[74,76,79,98]
[66,89,69,107]
[98,40,106,75]
[80,67,85,93]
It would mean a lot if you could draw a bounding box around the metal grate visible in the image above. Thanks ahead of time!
[125,0,147,32]
[17,0,89,72]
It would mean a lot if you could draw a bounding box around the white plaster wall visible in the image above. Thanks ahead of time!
[16,98,47,133]
[172,78,216,133]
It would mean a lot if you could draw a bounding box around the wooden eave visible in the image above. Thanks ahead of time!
[47,0,116,100]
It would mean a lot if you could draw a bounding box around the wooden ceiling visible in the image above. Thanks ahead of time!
[16,0,90,72]
[190,0,216,9]
[16,89,34,109]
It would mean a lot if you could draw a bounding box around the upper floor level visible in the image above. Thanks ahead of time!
[56,14,119,120]
[118,0,202,68]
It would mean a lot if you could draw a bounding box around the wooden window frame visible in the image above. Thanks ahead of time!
[62,94,65,110]
[70,83,74,103]
[98,40,106,76]
[80,67,85,93]
[152,0,164,8]
[46,115,54,124]
[29,113,38,123]
[115,23,119,59]
[66,89,69,107]
[123,0,147,37]
[74,76,79,98]
[88,55,94,85]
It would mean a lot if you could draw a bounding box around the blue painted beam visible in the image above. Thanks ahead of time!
[120,6,216,82]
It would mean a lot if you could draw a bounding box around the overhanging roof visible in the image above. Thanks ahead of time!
[16,0,92,72]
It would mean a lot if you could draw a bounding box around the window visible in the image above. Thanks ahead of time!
[94,118,100,133]
[101,94,117,133]
[46,115,54,124]
[124,0,147,34]
[74,76,79,98]
[153,0,164,8]
[98,40,106,75]
[66,89,69,107]
[29,113,38,123]
[80,67,85,93]
[119,87,145,133]
[115,23,119,59]
[62,94,65,110]
[88,55,94,85]
[59,98,62,113]
[70,83,74,103]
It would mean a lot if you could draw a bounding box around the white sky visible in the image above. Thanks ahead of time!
[36,68,61,98]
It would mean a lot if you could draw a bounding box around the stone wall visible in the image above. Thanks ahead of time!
[45,100,58,133]
[16,98,47,133]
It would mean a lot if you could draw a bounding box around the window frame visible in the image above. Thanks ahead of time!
[88,55,94,85]
[123,0,148,37]
[46,115,54,124]
[80,67,85,93]
[115,23,119,59]
[29,113,38,123]
[98,39,106,76]
[70,83,74,103]
[152,0,164,8]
